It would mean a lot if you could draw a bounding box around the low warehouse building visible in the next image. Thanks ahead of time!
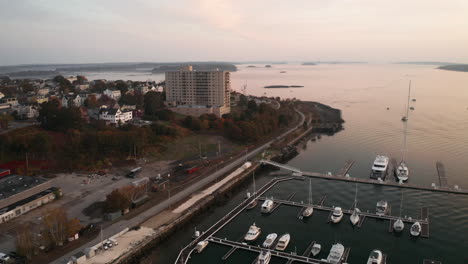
[0,175,59,224]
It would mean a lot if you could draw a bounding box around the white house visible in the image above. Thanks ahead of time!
[103,89,121,101]
[75,84,89,91]
[0,92,4,99]
[13,105,38,119]
[98,107,132,125]
[37,88,50,96]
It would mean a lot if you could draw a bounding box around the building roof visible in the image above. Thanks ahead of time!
[0,175,49,201]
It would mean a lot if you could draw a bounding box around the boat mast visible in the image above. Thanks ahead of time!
[354,183,358,209]
[402,81,411,161]
[406,81,411,119]
[399,190,403,217]
[308,179,312,205]
[253,171,256,198]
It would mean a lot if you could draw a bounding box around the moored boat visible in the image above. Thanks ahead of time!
[350,208,360,226]
[396,160,410,182]
[370,155,389,180]
[244,223,261,241]
[330,207,343,223]
[256,250,271,264]
[366,249,383,264]
[195,240,209,253]
[262,233,277,248]
[376,200,388,216]
[311,243,321,256]
[261,199,274,213]
[326,243,344,264]
[410,221,421,237]
[275,233,290,251]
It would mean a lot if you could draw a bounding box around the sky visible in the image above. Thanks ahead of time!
[1,0,468,65]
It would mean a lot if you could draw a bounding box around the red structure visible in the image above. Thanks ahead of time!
[186,166,200,174]
[0,169,10,178]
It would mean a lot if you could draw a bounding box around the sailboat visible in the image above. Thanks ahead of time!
[350,183,360,226]
[401,81,411,121]
[396,81,411,182]
[393,190,405,232]
[246,171,258,210]
[302,179,314,217]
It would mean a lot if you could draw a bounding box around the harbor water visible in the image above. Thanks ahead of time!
[134,64,468,263]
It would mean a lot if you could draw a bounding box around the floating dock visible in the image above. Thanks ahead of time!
[258,197,429,227]
[337,160,355,176]
[262,159,467,195]
[436,162,448,187]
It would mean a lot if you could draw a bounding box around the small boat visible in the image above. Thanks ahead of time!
[410,221,421,237]
[245,223,261,241]
[302,179,314,218]
[370,155,389,180]
[401,116,408,121]
[393,218,405,232]
[311,243,321,256]
[326,243,345,264]
[396,160,410,182]
[350,183,360,226]
[410,106,415,110]
[275,233,290,251]
[330,207,343,223]
[256,250,271,264]
[261,199,274,213]
[376,200,388,216]
[280,71,287,73]
[195,240,209,253]
[350,208,361,226]
[262,233,277,248]
[367,249,383,264]
[412,98,416,102]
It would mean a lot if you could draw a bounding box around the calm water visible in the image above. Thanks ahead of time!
[132,64,468,263]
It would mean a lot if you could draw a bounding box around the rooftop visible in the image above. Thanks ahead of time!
[0,175,49,200]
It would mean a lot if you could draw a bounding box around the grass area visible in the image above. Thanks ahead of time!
[156,133,244,161]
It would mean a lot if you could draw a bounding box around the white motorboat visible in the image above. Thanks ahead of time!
[350,183,360,226]
[256,250,271,264]
[393,218,405,232]
[366,249,383,264]
[326,243,345,264]
[262,233,277,248]
[370,155,389,179]
[302,179,314,218]
[311,243,321,256]
[350,208,361,226]
[376,200,388,216]
[195,240,209,253]
[261,199,274,213]
[275,233,290,251]
[396,161,410,182]
[244,223,261,241]
[410,221,421,237]
[330,207,343,223]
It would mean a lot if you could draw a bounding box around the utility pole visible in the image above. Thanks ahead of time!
[25,152,29,174]
[217,141,221,156]
[134,144,137,160]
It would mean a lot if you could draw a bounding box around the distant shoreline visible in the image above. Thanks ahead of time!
[437,64,468,72]
[264,85,304,88]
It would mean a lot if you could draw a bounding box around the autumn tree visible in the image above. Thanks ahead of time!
[15,222,38,260]
[41,207,73,246]
[0,114,13,129]
[37,100,84,132]
[144,91,165,116]
[104,189,131,213]
[84,94,99,108]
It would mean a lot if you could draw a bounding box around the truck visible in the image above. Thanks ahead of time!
[186,166,200,174]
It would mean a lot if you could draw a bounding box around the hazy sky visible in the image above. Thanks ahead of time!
[1,0,468,65]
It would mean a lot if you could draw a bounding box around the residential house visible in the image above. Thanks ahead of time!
[13,105,38,119]
[103,89,121,101]
[37,87,50,96]
[0,97,18,107]
[0,92,4,99]
[98,106,132,125]
[36,95,49,104]
[75,84,89,91]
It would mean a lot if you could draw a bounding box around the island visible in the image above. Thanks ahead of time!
[264,85,304,88]
[437,64,468,72]
[302,62,317,65]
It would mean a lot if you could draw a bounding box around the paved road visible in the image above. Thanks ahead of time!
[51,109,305,264]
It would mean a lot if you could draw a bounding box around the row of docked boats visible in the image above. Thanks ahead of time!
[244,223,291,251]
[370,154,409,182]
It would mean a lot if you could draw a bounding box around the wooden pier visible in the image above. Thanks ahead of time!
[317,195,327,206]
[337,160,355,176]
[436,162,448,187]
[341,248,351,263]
[423,260,442,264]
[222,246,238,260]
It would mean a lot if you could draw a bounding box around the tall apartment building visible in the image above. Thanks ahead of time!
[165,65,230,117]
